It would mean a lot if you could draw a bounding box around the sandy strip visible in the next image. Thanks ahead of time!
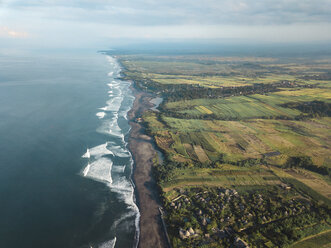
[128,87,168,248]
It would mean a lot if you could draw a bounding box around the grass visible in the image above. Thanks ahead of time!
[195,105,213,114]
[120,55,331,88]
[274,88,331,101]
[124,54,331,248]
[165,89,331,120]
[282,177,331,206]
[290,229,331,248]
[269,166,331,203]
[161,167,282,192]
[146,112,331,166]
[285,169,331,199]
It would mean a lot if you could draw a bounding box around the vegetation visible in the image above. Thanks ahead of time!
[290,230,331,248]
[163,186,331,248]
[116,53,331,247]
[284,156,331,177]
[143,111,330,167]
[163,91,331,120]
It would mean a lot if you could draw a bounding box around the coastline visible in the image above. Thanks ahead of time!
[127,85,168,248]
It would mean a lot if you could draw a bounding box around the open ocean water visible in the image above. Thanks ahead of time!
[0,52,138,248]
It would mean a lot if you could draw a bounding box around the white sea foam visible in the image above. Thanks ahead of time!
[82,56,140,248]
[119,103,133,119]
[111,177,140,247]
[108,84,118,89]
[111,211,136,229]
[99,96,123,112]
[111,176,132,191]
[89,143,114,158]
[99,106,107,111]
[108,82,120,87]
[96,112,106,119]
[107,143,131,157]
[112,165,126,173]
[83,162,91,176]
[111,177,139,213]
[98,237,116,248]
[97,119,124,141]
[82,148,91,159]
[84,157,113,184]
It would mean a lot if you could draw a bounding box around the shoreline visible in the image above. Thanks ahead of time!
[127,85,168,248]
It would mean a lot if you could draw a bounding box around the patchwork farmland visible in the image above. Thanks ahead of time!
[119,54,331,248]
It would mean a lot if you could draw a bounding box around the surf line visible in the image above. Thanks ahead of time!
[82,148,91,176]
[81,55,140,248]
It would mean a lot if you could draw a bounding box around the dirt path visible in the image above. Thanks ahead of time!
[128,88,168,248]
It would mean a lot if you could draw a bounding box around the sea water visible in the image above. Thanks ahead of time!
[0,52,138,248]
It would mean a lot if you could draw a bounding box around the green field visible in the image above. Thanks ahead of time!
[121,55,331,88]
[120,54,331,248]
[145,112,331,167]
[161,167,281,192]
[290,230,331,248]
[164,88,331,119]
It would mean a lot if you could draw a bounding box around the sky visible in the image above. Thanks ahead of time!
[0,0,331,50]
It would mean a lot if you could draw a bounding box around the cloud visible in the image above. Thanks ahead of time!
[0,0,331,49]
[6,0,331,25]
[0,26,28,38]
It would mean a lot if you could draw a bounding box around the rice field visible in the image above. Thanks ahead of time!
[161,167,281,192]
[125,54,331,247]
[273,88,331,101]
[121,55,331,92]
[165,88,331,119]
[195,105,213,114]
[144,112,331,167]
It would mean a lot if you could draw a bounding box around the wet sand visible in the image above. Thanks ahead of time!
[128,87,168,248]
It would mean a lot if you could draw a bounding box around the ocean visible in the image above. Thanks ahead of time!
[0,52,139,247]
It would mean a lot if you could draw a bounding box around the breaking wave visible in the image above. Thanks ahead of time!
[89,143,114,157]
[96,112,106,119]
[98,237,116,248]
[84,157,113,184]
[81,55,139,248]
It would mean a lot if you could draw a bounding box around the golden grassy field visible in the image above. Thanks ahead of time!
[145,111,331,167]
[121,55,331,88]
[161,167,281,193]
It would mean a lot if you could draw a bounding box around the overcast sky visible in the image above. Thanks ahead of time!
[1,0,331,50]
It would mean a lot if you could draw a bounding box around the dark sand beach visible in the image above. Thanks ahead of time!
[128,87,168,248]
